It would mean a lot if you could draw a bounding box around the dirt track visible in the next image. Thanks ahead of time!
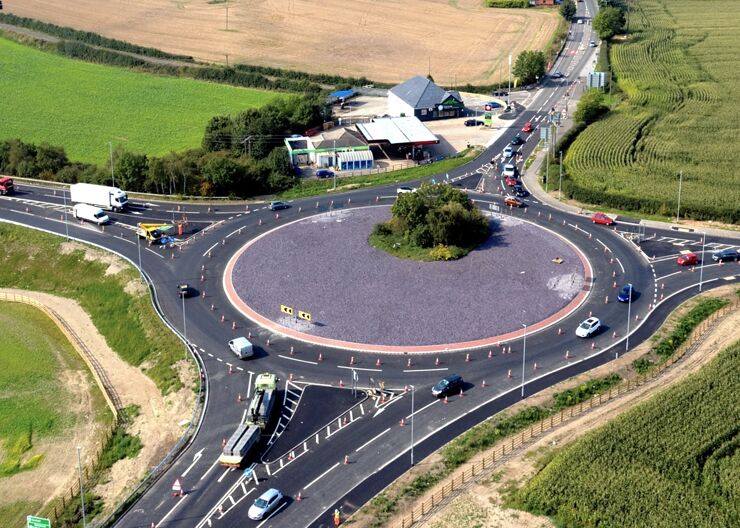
[6,0,559,84]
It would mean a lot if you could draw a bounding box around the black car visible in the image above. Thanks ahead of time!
[432,374,464,398]
[712,248,739,262]
[177,283,195,298]
[464,119,483,127]
[513,184,528,197]
[492,89,508,97]
[551,71,564,79]
[510,135,524,146]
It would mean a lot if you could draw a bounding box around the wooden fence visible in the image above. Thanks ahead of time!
[0,291,122,526]
[393,299,738,528]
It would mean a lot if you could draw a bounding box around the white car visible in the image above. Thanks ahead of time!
[248,488,283,520]
[575,317,601,338]
[503,146,515,158]
[396,186,415,194]
[502,164,516,178]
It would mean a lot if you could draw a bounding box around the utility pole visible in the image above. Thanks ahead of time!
[410,385,415,466]
[559,150,563,201]
[108,141,115,187]
[77,447,87,528]
[699,232,706,292]
[676,171,683,222]
[225,6,229,31]
[507,53,512,107]
[520,323,527,398]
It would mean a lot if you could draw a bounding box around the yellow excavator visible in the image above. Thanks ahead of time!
[135,223,174,245]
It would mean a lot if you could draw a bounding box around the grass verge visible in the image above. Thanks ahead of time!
[0,224,186,394]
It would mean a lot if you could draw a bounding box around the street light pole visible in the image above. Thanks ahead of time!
[108,141,115,188]
[676,171,683,223]
[410,384,415,467]
[136,234,143,283]
[558,150,563,201]
[77,446,87,528]
[521,323,527,398]
[625,283,632,352]
[182,290,187,346]
[699,232,706,292]
[507,54,512,107]
[63,187,70,240]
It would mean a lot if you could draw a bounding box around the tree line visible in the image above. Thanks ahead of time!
[0,95,327,198]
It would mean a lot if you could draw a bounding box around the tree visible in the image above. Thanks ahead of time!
[202,115,232,152]
[593,6,625,40]
[513,51,546,86]
[573,89,609,124]
[560,0,576,21]
[114,151,148,191]
[201,156,244,196]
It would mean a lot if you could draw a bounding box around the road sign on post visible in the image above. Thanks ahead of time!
[27,516,51,528]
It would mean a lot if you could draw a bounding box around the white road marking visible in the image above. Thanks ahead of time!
[154,494,188,527]
[402,367,449,373]
[202,241,219,257]
[656,270,682,281]
[199,458,221,481]
[355,427,391,452]
[337,365,382,372]
[405,399,439,420]
[256,503,287,528]
[303,462,341,490]
[278,354,318,365]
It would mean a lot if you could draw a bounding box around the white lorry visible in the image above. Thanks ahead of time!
[73,203,110,225]
[69,183,128,212]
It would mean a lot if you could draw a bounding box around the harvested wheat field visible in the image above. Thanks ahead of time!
[8,0,559,84]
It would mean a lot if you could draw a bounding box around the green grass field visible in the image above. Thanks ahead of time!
[0,302,105,478]
[562,0,740,223]
[0,224,187,393]
[0,36,283,164]
[512,339,740,527]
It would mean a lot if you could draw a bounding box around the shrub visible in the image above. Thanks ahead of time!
[429,244,464,261]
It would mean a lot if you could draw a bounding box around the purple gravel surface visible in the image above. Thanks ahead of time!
[231,207,585,347]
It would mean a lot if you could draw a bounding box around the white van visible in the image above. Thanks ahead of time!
[73,203,110,225]
[229,337,254,359]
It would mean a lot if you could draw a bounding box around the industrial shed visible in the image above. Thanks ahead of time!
[356,117,438,146]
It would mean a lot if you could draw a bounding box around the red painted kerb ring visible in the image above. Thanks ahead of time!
[223,209,593,354]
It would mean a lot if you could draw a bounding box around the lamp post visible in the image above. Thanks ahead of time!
[136,234,143,283]
[63,187,70,241]
[410,384,415,467]
[507,54,512,107]
[558,150,563,201]
[676,171,683,223]
[625,283,632,352]
[521,323,527,398]
[699,232,706,292]
[108,141,115,187]
[182,289,187,346]
[77,446,87,528]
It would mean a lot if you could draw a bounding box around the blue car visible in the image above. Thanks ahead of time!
[487,101,503,108]
[316,169,334,178]
[617,284,634,303]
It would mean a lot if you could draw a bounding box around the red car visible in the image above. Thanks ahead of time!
[591,212,615,226]
[522,121,533,133]
[677,253,699,266]
[504,196,523,208]
[505,175,518,187]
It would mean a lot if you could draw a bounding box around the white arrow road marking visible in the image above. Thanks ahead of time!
[181,448,205,477]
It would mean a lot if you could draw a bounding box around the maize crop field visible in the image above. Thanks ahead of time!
[563,0,740,223]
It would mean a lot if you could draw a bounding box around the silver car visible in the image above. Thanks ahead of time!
[248,488,283,520]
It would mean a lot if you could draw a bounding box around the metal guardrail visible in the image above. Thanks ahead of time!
[392,300,738,528]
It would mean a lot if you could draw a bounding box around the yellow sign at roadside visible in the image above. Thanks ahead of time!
[280,304,294,316]
[298,310,312,321]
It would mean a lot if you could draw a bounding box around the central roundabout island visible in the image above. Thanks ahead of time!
[224,206,591,353]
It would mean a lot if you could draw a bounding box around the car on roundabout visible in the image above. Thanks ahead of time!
[575,317,601,338]
[248,488,284,521]
[269,200,290,211]
[504,196,523,208]
[177,283,195,298]
[677,252,699,266]
[591,212,615,226]
[712,248,739,262]
[513,184,528,197]
[617,284,634,303]
[432,374,464,398]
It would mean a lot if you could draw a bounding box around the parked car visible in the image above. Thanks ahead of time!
[502,164,517,178]
[432,374,464,398]
[677,252,699,266]
[492,89,508,97]
[591,212,615,226]
[510,135,524,146]
[711,248,739,262]
[315,169,334,178]
[589,40,597,47]
[269,201,290,211]
[486,101,503,108]
[503,146,515,158]
[396,186,415,194]
[522,121,533,133]
[575,317,601,338]
[617,284,634,303]
[504,196,523,208]
[513,184,528,197]
[464,119,482,126]
[248,488,283,520]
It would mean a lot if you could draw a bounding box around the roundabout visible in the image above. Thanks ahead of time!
[224,206,593,353]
